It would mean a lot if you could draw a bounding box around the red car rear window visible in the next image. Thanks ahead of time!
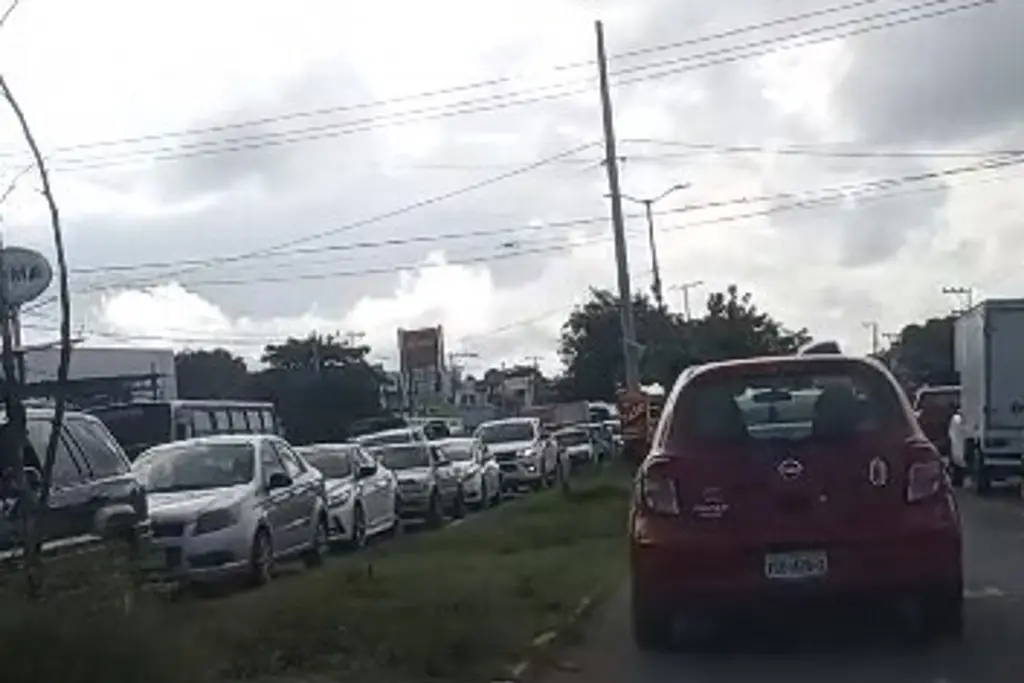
[668,361,906,444]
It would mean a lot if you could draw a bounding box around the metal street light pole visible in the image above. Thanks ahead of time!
[619,182,691,310]
[669,279,704,321]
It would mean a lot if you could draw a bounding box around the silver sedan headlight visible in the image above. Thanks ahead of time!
[193,505,241,536]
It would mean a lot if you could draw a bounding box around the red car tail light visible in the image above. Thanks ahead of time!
[906,460,944,503]
[638,467,680,516]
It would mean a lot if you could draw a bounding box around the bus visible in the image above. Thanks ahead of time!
[89,399,281,460]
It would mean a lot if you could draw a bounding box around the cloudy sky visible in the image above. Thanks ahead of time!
[0,0,1021,374]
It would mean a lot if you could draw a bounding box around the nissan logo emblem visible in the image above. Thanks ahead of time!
[778,459,804,480]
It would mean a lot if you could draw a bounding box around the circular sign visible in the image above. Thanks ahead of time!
[0,247,53,307]
[777,458,804,480]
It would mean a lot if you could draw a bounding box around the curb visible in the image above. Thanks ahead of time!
[491,590,605,683]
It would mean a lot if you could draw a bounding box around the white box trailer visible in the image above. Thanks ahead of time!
[953,299,1024,492]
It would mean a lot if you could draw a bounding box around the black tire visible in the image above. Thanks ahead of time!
[631,591,673,652]
[249,528,273,587]
[348,505,367,550]
[304,515,328,568]
[425,491,444,529]
[920,588,964,642]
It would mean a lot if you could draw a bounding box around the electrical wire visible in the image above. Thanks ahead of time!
[0,0,890,159]
[4,0,994,173]
[30,155,1024,301]
[67,153,1024,279]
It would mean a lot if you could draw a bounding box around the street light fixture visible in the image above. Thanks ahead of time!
[616,182,691,310]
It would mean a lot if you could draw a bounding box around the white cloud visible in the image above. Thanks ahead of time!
[4,0,1021,375]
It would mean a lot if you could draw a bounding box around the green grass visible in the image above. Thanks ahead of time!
[0,466,630,683]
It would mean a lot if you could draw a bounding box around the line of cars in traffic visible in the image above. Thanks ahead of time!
[0,408,620,592]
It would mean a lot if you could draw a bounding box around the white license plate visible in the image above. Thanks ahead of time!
[764,550,828,580]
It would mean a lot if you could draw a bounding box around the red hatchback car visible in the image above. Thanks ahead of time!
[629,355,963,649]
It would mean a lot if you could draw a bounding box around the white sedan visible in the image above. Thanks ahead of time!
[296,443,399,548]
[134,434,329,586]
[432,437,502,509]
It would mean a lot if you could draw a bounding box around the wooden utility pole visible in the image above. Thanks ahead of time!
[595,20,640,391]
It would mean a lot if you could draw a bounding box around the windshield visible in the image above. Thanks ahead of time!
[359,431,413,448]
[556,430,589,447]
[477,421,535,444]
[438,442,474,462]
[132,442,255,493]
[378,444,431,470]
[298,447,354,479]
[673,364,904,443]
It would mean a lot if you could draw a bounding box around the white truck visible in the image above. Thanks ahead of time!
[951,299,1024,494]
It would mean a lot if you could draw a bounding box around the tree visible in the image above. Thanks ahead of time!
[261,333,368,371]
[252,333,384,445]
[175,349,250,399]
[557,285,810,401]
[882,316,956,389]
[695,285,810,362]
[558,288,698,401]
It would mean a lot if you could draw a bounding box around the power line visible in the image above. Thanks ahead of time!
[64,152,1024,282]
[620,138,1024,160]
[21,142,597,313]
[5,0,993,174]
[1,0,890,160]
[32,155,1024,301]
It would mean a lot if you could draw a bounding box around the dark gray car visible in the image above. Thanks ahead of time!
[1,408,151,560]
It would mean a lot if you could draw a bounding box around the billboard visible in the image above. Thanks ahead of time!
[398,326,446,408]
[398,326,444,374]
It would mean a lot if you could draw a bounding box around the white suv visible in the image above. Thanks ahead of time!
[475,417,561,491]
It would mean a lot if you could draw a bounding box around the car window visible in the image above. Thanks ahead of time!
[64,418,129,479]
[671,363,905,443]
[301,448,353,478]
[260,441,288,483]
[245,410,262,431]
[476,421,536,444]
[189,409,214,436]
[25,419,86,488]
[274,441,307,477]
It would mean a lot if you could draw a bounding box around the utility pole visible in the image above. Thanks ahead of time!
[619,182,690,310]
[669,280,704,321]
[862,321,880,356]
[595,20,640,392]
[941,285,974,316]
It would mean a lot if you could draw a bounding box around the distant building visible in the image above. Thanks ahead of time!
[3,345,176,409]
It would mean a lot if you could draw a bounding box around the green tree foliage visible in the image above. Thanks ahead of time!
[880,316,956,388]
[174,349,250,399]
[176,335,387,445]
[557,285,810,401]
[261,332,369,370]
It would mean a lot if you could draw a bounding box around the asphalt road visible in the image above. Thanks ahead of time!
[544,488,1024,683]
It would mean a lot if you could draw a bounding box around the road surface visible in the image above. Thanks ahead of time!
[544,489,1024,683]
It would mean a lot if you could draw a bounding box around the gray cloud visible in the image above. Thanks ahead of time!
[834,0,1024,145]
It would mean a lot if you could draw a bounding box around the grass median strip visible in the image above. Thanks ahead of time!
[1,466,630,683]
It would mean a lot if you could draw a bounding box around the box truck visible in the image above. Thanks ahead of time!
[952,299,1024,493]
